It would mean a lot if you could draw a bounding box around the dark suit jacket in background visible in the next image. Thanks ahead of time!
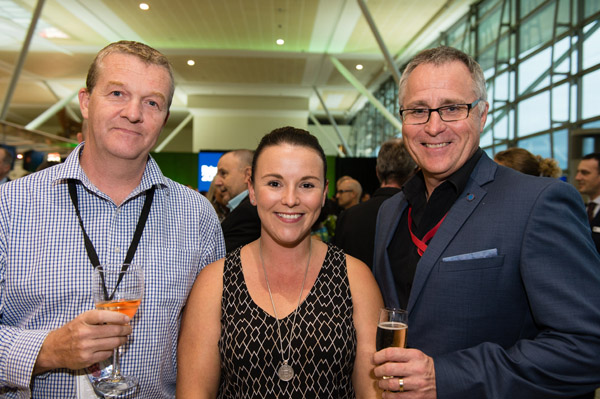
[589,210,600,253]
[373,153,600,398]
[221,195,261,253]
[333,186,401,268]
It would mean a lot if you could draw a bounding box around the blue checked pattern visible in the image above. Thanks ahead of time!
[0,144,225,398]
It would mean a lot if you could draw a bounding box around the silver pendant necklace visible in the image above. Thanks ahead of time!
[259,238,312,382]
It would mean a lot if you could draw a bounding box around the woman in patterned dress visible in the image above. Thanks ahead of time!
[177,126,383,398]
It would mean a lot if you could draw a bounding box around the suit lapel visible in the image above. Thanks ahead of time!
[406,154,497,312]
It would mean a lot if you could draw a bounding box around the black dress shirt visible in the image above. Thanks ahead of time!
[387,148,483,309]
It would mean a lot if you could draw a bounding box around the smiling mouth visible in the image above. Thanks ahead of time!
[423,142,450,149]
[276,213,302,220]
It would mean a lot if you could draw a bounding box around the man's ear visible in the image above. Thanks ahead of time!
[78,88,90,119]
[244,166,252,183]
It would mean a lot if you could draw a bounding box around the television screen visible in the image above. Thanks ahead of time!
[197,151,224,192]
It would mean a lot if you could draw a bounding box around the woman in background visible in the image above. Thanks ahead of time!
[494,147,562,178]
[177,126,383,398]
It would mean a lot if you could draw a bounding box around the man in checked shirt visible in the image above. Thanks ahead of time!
[0,41,225,397]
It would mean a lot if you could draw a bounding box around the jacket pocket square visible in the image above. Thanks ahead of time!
[442,248,498,262]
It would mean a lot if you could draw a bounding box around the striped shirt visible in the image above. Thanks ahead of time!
[0,144,225,398]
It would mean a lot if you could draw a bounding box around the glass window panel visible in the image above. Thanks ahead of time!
[571,84,577,123]
[518,91,550,136]
[521,0,546,17]
[447,17,469,48]
[519,47,551,94]
[480,129,493,147]
[509,108,516,140]
[582,69,600,119]
[553,129,568,170]
[484,147,495,159]
[494,34,512,68]
[518,134,552,159]
[585,0,600,17]
[519,3,555,56]
[582,136,595,155]
[583,22,600,70]
[494,72,509,101]
[479,0,502,16]
[583,121,600,129]
[494,143,508,153]
[478,6,502,53]
[552,83,569,125]
[478,45,496,73]
[492,110,509,141]
[552,36,573,77]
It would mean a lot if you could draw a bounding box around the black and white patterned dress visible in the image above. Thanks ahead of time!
[218,244,357,398]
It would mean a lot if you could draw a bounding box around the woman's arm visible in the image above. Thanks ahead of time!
[347,255,384,399]
[177,259,225,398]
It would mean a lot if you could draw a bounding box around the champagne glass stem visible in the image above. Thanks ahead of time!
[111,347,121,380]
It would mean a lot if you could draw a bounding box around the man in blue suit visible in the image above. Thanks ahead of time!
[372,46,600,398]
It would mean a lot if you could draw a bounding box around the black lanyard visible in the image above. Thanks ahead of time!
[68,180,155,300]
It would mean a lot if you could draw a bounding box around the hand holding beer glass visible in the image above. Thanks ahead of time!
[376,307,408,388]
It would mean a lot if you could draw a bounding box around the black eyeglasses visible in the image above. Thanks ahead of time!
[336,189,353,194]
[399,99,481,125]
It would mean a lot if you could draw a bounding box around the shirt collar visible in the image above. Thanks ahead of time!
[52,142,167,199]
[227,189,248,211]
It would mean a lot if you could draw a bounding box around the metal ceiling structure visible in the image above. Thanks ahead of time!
[0,0,476,155]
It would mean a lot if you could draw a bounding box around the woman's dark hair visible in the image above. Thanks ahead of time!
[251,126,327,182]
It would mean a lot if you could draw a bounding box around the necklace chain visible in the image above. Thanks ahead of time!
[259,238,312,371]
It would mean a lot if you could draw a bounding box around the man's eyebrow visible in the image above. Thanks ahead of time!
[404,98,465,108]
[106,80,125,87]
[105,81,166,103]
[148,90,167,103]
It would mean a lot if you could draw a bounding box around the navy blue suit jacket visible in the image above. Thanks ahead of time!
[373,153,600,398]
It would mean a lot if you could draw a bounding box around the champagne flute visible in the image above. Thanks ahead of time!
[92,264,143,397]
[376,307,408,380]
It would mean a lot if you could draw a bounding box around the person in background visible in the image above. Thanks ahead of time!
[214,149,261,252]
[576,152,600,254]
[336,177,362,210]
[334,138,415,268]
[372,45,600,398]
[494,147,562,178]
[206,178,229,222]
[0,40,225,398]
[0,147,14,184]
[177,126,383,398]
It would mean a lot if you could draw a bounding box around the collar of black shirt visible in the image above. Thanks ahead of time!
[403,148,483,230]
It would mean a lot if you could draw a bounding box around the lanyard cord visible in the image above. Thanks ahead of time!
[407,207,447,256]
[68,180,155,300]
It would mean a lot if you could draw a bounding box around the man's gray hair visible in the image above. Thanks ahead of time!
[398,46,487,112]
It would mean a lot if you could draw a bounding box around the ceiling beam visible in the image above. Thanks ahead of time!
[0,0,46,121]
[154,113,193,153]
[329,55,402,133]
[313,86,353,157]
[25,89,79,131]
[357,0,401,85]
